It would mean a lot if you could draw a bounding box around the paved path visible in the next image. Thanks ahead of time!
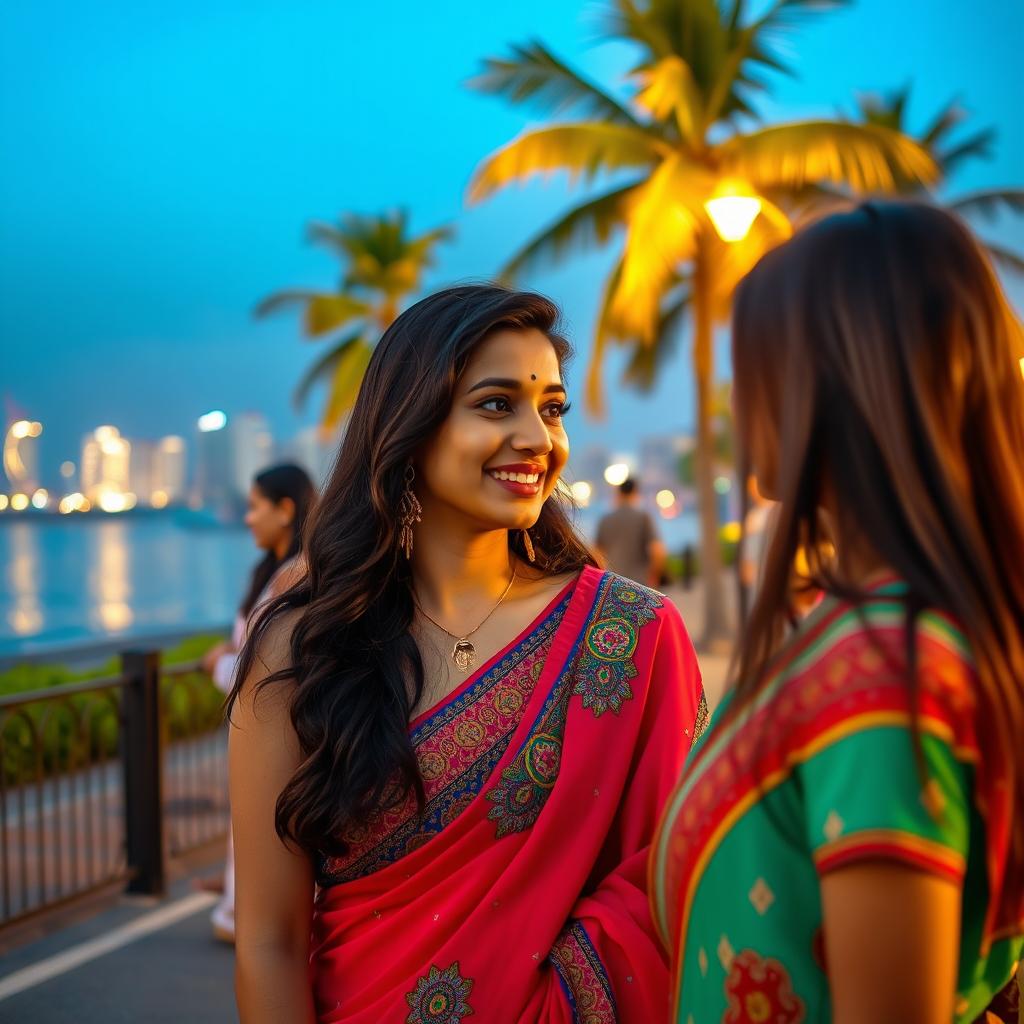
[0,876,237,1023]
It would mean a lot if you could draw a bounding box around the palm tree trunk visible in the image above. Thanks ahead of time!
[693,233,731,650]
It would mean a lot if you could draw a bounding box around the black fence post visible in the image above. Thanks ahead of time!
[121,650,166,895]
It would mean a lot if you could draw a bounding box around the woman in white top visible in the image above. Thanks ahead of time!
[201,462,317,941]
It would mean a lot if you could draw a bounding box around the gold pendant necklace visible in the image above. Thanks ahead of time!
[416,566,517,672]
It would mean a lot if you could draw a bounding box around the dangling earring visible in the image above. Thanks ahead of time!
[522,529,536,564]
[398,464,423,559]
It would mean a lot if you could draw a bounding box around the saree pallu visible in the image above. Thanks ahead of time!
[310,566,705,1023]
[650,580,1023,1023]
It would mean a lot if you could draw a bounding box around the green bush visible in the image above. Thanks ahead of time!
[0,634,227,785]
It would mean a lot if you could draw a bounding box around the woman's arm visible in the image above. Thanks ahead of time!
[821,862,961,1024]
[229,622,316,1024]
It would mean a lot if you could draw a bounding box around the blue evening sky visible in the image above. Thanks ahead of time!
[2,0,1021,486]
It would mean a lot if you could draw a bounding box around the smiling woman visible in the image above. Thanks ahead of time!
[224,284,706,1023]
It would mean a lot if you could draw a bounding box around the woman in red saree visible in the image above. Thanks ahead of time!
[228,285,705,1023]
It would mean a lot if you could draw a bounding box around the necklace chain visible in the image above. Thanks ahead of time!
[415,565,518,671]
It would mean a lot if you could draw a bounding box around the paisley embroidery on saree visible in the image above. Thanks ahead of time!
[485,574,662,838]
[405,961,475,1024]
[318,593,570,886]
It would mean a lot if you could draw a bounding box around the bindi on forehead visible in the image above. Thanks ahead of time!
[531,374,537,381]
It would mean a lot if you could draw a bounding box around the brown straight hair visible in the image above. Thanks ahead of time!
[731,201,1024,895]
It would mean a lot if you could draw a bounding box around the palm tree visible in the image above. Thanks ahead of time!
[851,88,1024,275]
[257,211,452,432]
[468,0,938,647]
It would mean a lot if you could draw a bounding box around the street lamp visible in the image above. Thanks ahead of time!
[704,185,762,243]
[603,463,630,487]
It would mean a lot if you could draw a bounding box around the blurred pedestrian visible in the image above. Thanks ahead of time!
[595,478,666,588]
[653,202,1024,1023]
[226,286,705,1021]
[200,462,316,943]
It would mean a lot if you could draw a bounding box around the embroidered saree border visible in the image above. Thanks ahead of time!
[485,573,662,838]
[549,920,618,1024]
[651,598,986,1013]
[319,591,571,886]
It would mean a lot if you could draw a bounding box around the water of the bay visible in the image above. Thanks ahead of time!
[0,507,699,662]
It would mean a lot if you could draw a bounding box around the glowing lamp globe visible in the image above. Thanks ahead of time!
[705,195,762,242]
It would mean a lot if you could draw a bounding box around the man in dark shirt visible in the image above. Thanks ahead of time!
[594,478,666,587]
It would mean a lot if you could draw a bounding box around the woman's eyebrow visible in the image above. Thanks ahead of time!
[466,376,566,395]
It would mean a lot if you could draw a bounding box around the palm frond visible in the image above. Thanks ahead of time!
[603,0,675,62]
[635,55,705,144]
[470,40,640,126]
[254,290,371,337]
[717,120,938,193]
[937,127,997,176]
[292,330,366,410]
[584,260,625,418]
[920,97,965,148]
[500,181,642,281]
[320,335,375,432]
[981,240,1024,277]
[468,124,666,203]
[949,189,1024,222]
[621,288,692,392]
[607,154,709,342]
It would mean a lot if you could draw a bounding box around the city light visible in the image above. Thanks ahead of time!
[59,492,88,514]
[31,488,49,509]
[60,461,76,478]
[151,489,169,509]
[198,410,227,432]
[721,521,743,544]
[98,492,128,513]
[10,493,29,511]
[0,495,8,511]
[705,184,762,242]
[714,476,733,495]
[94,425,119,443]
[604,463,630,487]
[160,435,185,452]
[570,481,592,506]
[655,489,676,510]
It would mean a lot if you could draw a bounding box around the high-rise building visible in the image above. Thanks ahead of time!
[151,436,186,506]
[80,426,132,511]
[230,412,274,500]
[193,411,233,514]
[281,426,336,487]
[3,419,43,493]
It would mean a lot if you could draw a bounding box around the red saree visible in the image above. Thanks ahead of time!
[309,566,705,1023]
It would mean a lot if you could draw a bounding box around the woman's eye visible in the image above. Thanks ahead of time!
[544,401,571,419]
[479,396,513,413]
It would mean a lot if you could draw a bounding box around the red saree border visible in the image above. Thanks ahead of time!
[813,828,967,883]
[651,601,1016,1014]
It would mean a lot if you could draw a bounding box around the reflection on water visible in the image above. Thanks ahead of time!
[6,522,44,635]
[93,520,134,633]
[0,516,255,656]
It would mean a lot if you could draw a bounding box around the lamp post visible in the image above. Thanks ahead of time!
[689,185,762,648]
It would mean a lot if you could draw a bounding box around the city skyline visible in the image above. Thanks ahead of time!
[2,1,1021,488]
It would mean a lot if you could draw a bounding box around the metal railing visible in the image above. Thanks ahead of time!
[0,647,230,933]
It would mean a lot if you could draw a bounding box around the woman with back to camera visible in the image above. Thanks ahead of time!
[227,285,706,1023]
[652,201,1024,1023]
[201,462,317,942]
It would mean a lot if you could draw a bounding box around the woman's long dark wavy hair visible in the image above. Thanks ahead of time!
[229,284,596,859]
[240,463,317,618]
[731,201,1024,901]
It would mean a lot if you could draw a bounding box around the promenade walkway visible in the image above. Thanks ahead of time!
[0,582,733,1023]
